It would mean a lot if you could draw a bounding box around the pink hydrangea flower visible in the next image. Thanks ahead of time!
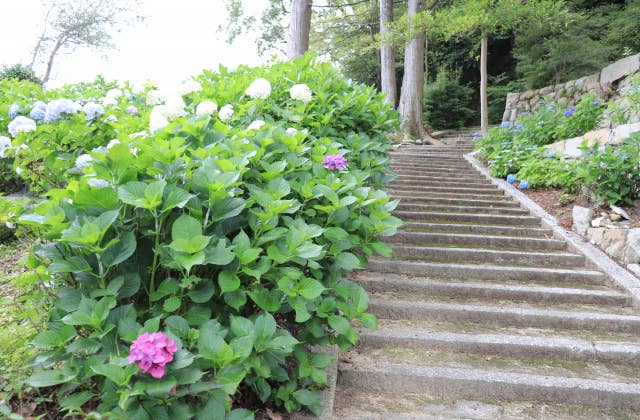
[323,154,348,170]
[128,332,177,378]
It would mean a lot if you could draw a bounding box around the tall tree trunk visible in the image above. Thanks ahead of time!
[379,0,396,105]
[287,0,312,59]
[43,37,64,84]
[398,0,426,139]
[480,31,489,134]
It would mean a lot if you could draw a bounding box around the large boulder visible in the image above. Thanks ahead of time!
[572,206,594,236]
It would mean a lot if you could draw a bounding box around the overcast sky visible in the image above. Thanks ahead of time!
[0,0,269,87]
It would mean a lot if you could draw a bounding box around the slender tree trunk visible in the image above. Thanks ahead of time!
[379,0,396,105]
[43,37,64,84]
[287,0,312,59]
[480,31,489,134]
[398,0,426,139]
[30,7,53,68]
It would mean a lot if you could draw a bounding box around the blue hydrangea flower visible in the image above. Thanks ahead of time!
[83,102,105,120]
[500,121,510,128]
[501,141,509,147]
[547,151,556,159]
[30,101,46,120]
[8,103,22,119]
[472,131,483,138]
[44,99,76,122]
[564,106,575,117]
[521,112,529,115]
[513,124,524,131]
[506,174,516,184]
[8,116,37,137]
[591,100,600,106]
[519,180,529,189]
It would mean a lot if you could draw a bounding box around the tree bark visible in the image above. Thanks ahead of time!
[43,36,64,84]
[379,0,396,105]
[287,0,312,59]
[480,31,489,134]
[398,0,426,139]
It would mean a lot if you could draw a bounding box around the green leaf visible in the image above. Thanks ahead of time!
[102,231,137,267]
[248,286,281,312]
[172,349,195,369]
[74,188,119,210]
[151,278,179,302]
[230,316,254,337]
[163,296,181,313]
[292,389,320,414]
[92,364,128,386]
[253,312,276,344]
[335,252,363,270]
[118,181,148,208]
[328,315,351,334]
[211,197,246,222]
[188,279,216,303]
[59,391,94,410]
[26,370,76,387]
[174,368,205,385]
[203,239,235,265]
[165,315,190,338]
[169,235,210,254]
[324,226,349,241]
[134,377,176,396]
[175,251,205,272]
[224,290,247,311]
[162,185,195,212]
[370,241,394,258]
[199,320,233,366]
[357,313,378,330]
[218,271,240,293]
[49,256,91,273]
[172,214,203,240]
[226,409,254,420]
[298,277,325,299]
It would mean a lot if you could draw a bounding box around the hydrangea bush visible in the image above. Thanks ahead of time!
[2,55,400,417]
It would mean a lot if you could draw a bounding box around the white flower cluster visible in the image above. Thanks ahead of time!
[149,97,187,133]
[247,120,265,131]
[8,116,37,137]
[0,136,12,158]
[103,88,123,106]
[218,104,234,122]
[246,78,272,99]
[290,84,312,103]
[179,79,202,95]
[196,101,218,116]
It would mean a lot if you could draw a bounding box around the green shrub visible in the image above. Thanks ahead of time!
[3,55,401,417]
[0,64,42,85]
[515,156,582,191]
[423,69,476,129]
[609,74,640,126]
[487,74,526,125]
[579,133,640,205]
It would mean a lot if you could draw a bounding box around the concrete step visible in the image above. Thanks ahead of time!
[391,180,496,189]
[385,231,566,250]
[395,203,529,216]
[393,174,486,182]
[390,154,467,161]
[391,190,510,201]
[391,161,473,169]
[390,186,503,195]
[391,168,481,177]
[388,244,584,267]
[392,196,519,208]
[366,259,604,284]
[393,210,541,226]
[402,221,553,237]
[359,328,640,365]
[338,361,640,410]
[356,274,630,306]
[369,298,640,332]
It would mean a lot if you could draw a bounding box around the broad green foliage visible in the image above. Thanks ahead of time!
[423,68,476,129]
[1,55,401,417]
[0,64,42,85]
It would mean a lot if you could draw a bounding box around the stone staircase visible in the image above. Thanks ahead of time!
[333,129,640,418]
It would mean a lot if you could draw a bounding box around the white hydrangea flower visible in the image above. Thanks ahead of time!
[246,78,271,99]
[180,79,202,95]
[247,120,266,130]
[130,131,148,139]
[0,136,12,158]
[163,96,187,120]
[104,114,118,123]
[5,222,15,229]
[290,84,312,103]
[107,139,121,149]
[218,104,234,122]
[105,88,122,101]
[149,106,169,133]
[196,101,218,116]
[15,167,22,175]
[75,154,94,169]
[87,178,111,188]
[19,143,28,150]
[285,127,298,136]
[8,116,37,137]
[146,89,165,106]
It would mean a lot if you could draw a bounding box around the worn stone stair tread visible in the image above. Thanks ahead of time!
[401,222,553,237]
[383,232,566,250]
[369,298,640,332]
[392,196,519,207]
[332,386,639,420]
[392,211,541,226]
[356,275,630,306]
[358,328,640,366]
[387,244,584,267]
[338,361,640,410]
[395,204,529,216]
[391,186,504,195]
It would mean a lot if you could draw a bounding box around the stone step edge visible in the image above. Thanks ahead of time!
[359,329,640,365]
[358,276,631,305]
[290,345,339,420]
[465,152,640,308]
[402,222,552,236]
[338,362,640,410]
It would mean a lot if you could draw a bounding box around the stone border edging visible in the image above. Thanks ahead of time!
[465,151,640,307]
[290,344,339,420]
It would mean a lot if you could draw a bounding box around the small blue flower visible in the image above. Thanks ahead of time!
[514,124,524,130]
[591,100,600,106]
[564,106,575,117]
[29,101,46,120]
[500,121,510,128]
[520,112,529,116]
[472,131,483,137]
[525,146,534,151]
[8,103,22,119]
[547,151,556,159]
[519,180,529,189]
[506,174,516,184]
[501,141,509,147]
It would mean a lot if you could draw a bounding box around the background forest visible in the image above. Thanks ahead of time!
[222,0,640,129]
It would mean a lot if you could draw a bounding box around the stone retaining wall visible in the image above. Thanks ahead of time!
[503,54,640,124]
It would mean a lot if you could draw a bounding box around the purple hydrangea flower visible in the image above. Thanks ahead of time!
[519,180,529,189]
[323,154,348,170]
[591,101,600,106]
[128,332,177,379]
[564,106,575,117]
[506,174,516,184]
[126,105,138,116]
[8,103,22,119]
[30,101,46,120]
